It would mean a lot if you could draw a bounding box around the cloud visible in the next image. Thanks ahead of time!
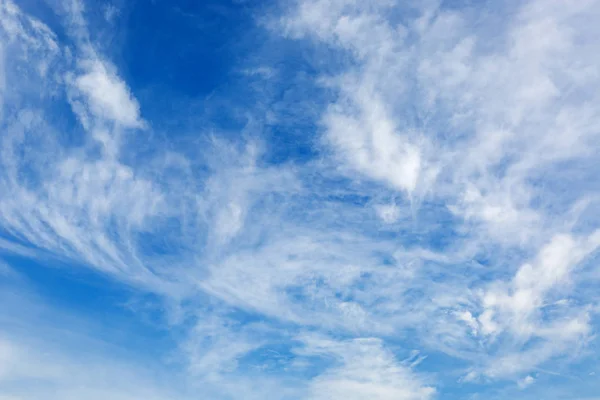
[297,336,435,400]
[374,203,401,224]
[479,232,600,340]
[1,0,600,397]
[517,375,535,389]
[103,3,119,23]
[71,59,145,128]
[0,335,182,400]
[0,272,187,400]
[277,0,600,381]
[282,0,435,196]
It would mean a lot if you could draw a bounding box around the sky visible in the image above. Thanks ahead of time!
[1,0,600,399]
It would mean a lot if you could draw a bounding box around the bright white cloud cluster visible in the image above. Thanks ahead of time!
[72,59,145,129]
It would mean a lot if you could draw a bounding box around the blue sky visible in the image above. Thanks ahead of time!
[1,0,600,398]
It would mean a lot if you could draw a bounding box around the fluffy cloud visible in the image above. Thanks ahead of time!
[72,59,145,128]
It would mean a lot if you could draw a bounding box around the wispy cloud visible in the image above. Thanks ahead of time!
[297,336,435,400]
[1,0,600,398]
[0,334,183,400]
[277,0,600,382]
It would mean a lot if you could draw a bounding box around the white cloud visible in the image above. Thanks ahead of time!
[517,375,535,389]
[0,0,164,290]
[284,1,434,195]
[104,3,119,23]
[479,231,600,341]
[241,66,277,79]
[183,315,263,379]
[0,336,183,400]
[72,59,145,128]
[0,114,166,287]
[0,282,186,400]
[375,203,401,224]
[297,336,435,400]
[2,0,600,397]
[279,0,600,383]
[323,90,425,194]
[455,310,478,336]
[460,231,600,379]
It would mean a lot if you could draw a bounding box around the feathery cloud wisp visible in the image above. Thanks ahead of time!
[1,0,600,398]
